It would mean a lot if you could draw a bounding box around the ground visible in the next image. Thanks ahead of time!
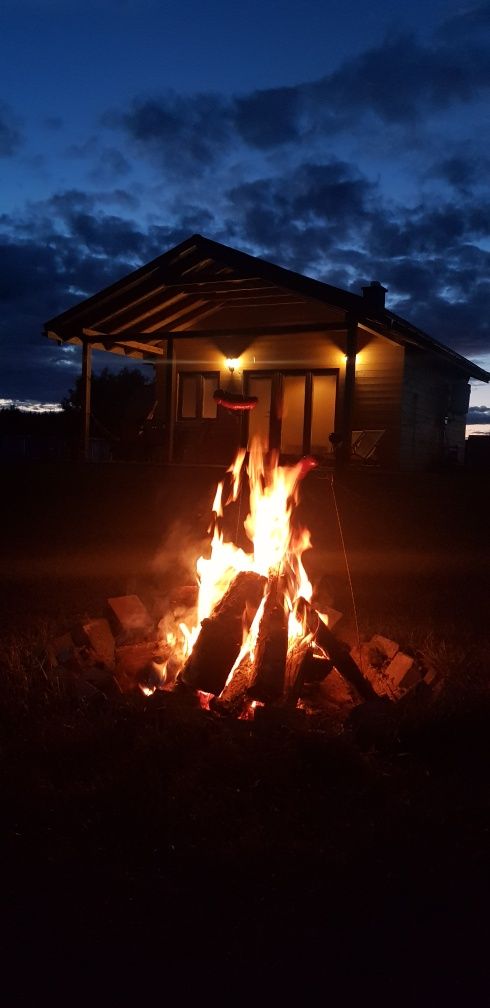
[0,462,489,999]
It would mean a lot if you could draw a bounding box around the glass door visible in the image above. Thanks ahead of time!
[281,375,306,454]
[246,370,337,457]
[247,375,273,450]
[310,374,337,455]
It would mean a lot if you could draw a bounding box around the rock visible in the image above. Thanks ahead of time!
[107,595,154,643]
[351,643,379,685]
[318,668,354,709]
[317,607,343,631]
[370,634,399,661]
[115,641,157,691]
[76,618,115,669]
[386,652,420,692]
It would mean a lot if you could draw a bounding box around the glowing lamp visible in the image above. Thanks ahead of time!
[225,357,240,373]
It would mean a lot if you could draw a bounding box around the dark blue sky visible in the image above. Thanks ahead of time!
[1,0,489,422]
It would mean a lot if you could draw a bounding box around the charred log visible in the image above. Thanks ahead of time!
[284,640,309,703]
[300,650,334,685]
[298,599,377,702]
[179,571,266,695]
[248,574,288,703]
[210,655,253,717]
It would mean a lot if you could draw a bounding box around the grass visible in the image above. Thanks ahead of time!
[0,461,489,998]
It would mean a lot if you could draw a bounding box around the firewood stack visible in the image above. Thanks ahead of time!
[179,571,266,695]
[173,567,379,715]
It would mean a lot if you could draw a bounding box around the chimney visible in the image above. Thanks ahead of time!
[362,280,387,312]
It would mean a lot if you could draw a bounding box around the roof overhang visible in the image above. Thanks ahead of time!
[44,233,490,382]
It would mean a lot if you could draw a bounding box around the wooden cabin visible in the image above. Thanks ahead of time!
[44,234,489,469]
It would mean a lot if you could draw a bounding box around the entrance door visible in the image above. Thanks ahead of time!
[246,370,337,457]
[281,374,306,454]
[247,375,273,449]
[310,373,336,455]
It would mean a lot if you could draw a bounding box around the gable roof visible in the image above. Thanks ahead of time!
[44,233,489,382]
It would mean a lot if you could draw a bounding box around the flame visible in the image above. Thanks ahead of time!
[164,438,317,695]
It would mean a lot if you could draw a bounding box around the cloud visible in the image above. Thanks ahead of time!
[225,159,376,275]
[0,189,202,399]
[0,101,23,156]
[233,85,303,148]
[44,115,63,131]
[104,10,490,182]
[2,5,490,400]
[427,155,490,195]
[467,405,490,423]
[112,92,232,174]
[436,1,490,42]
[313,30,490,129]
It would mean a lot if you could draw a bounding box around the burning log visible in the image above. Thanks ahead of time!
[179,571,266,695]
[298,599,377,702]
[248,574,288,703]
[210,654,253,717]
[300,651,334,684]
[285,644,335,703]
[284,640,309,703]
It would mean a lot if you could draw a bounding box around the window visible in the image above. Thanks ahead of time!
[177,372,219,420]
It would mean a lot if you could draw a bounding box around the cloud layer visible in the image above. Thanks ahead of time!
[1,4,490,400]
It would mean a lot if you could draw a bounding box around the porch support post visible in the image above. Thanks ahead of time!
[339,316,358,467]
[154,360,166,425]
[80,339,92,461]
[163,336,176,463]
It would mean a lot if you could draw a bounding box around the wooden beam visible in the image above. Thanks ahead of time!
[111,340,165,356]
[108,291,192,334]
[82,331,165,356]
[80,340,92,462]
[154,279,277,294]
[163,337,176,463]
[164,301,225,331]
[109,321,348,339]
[97,288,187,332]
[339,316,358,468]
[133,297,209,333]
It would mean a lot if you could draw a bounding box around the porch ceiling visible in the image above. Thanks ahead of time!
[45,236,345,360]
[44,233,489,380]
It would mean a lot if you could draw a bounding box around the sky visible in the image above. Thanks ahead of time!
[1,0,489,426]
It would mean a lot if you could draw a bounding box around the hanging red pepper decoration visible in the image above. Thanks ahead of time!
[213,388,258,411]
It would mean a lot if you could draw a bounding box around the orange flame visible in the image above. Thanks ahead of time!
[165,438,316,687]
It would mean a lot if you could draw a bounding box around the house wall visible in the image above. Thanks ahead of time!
[168,327,470,470]
[171,329,347,463]
[399,349,470,469]
[352,330,405,467]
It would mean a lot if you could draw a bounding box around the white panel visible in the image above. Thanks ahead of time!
[248,376,272,449]
[311,374,336,453]
[181,374,197,417]
[202,375,218,418]
[281,375,305,454]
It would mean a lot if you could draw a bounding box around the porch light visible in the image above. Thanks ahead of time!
[225,357,240,373]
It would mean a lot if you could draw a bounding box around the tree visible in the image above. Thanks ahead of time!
[63,366,155,455]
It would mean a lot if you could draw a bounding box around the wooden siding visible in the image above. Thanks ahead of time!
[183,300,345,331]
[352,331,405,467]
[400,349,470,469]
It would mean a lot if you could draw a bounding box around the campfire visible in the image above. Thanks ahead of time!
[48,440,429,713]
[150,439,376,716]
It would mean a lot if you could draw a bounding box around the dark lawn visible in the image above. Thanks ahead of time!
[0,462,489,999]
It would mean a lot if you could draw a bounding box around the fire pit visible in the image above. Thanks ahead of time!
[145,439,378,716]
[48,440,431,715]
